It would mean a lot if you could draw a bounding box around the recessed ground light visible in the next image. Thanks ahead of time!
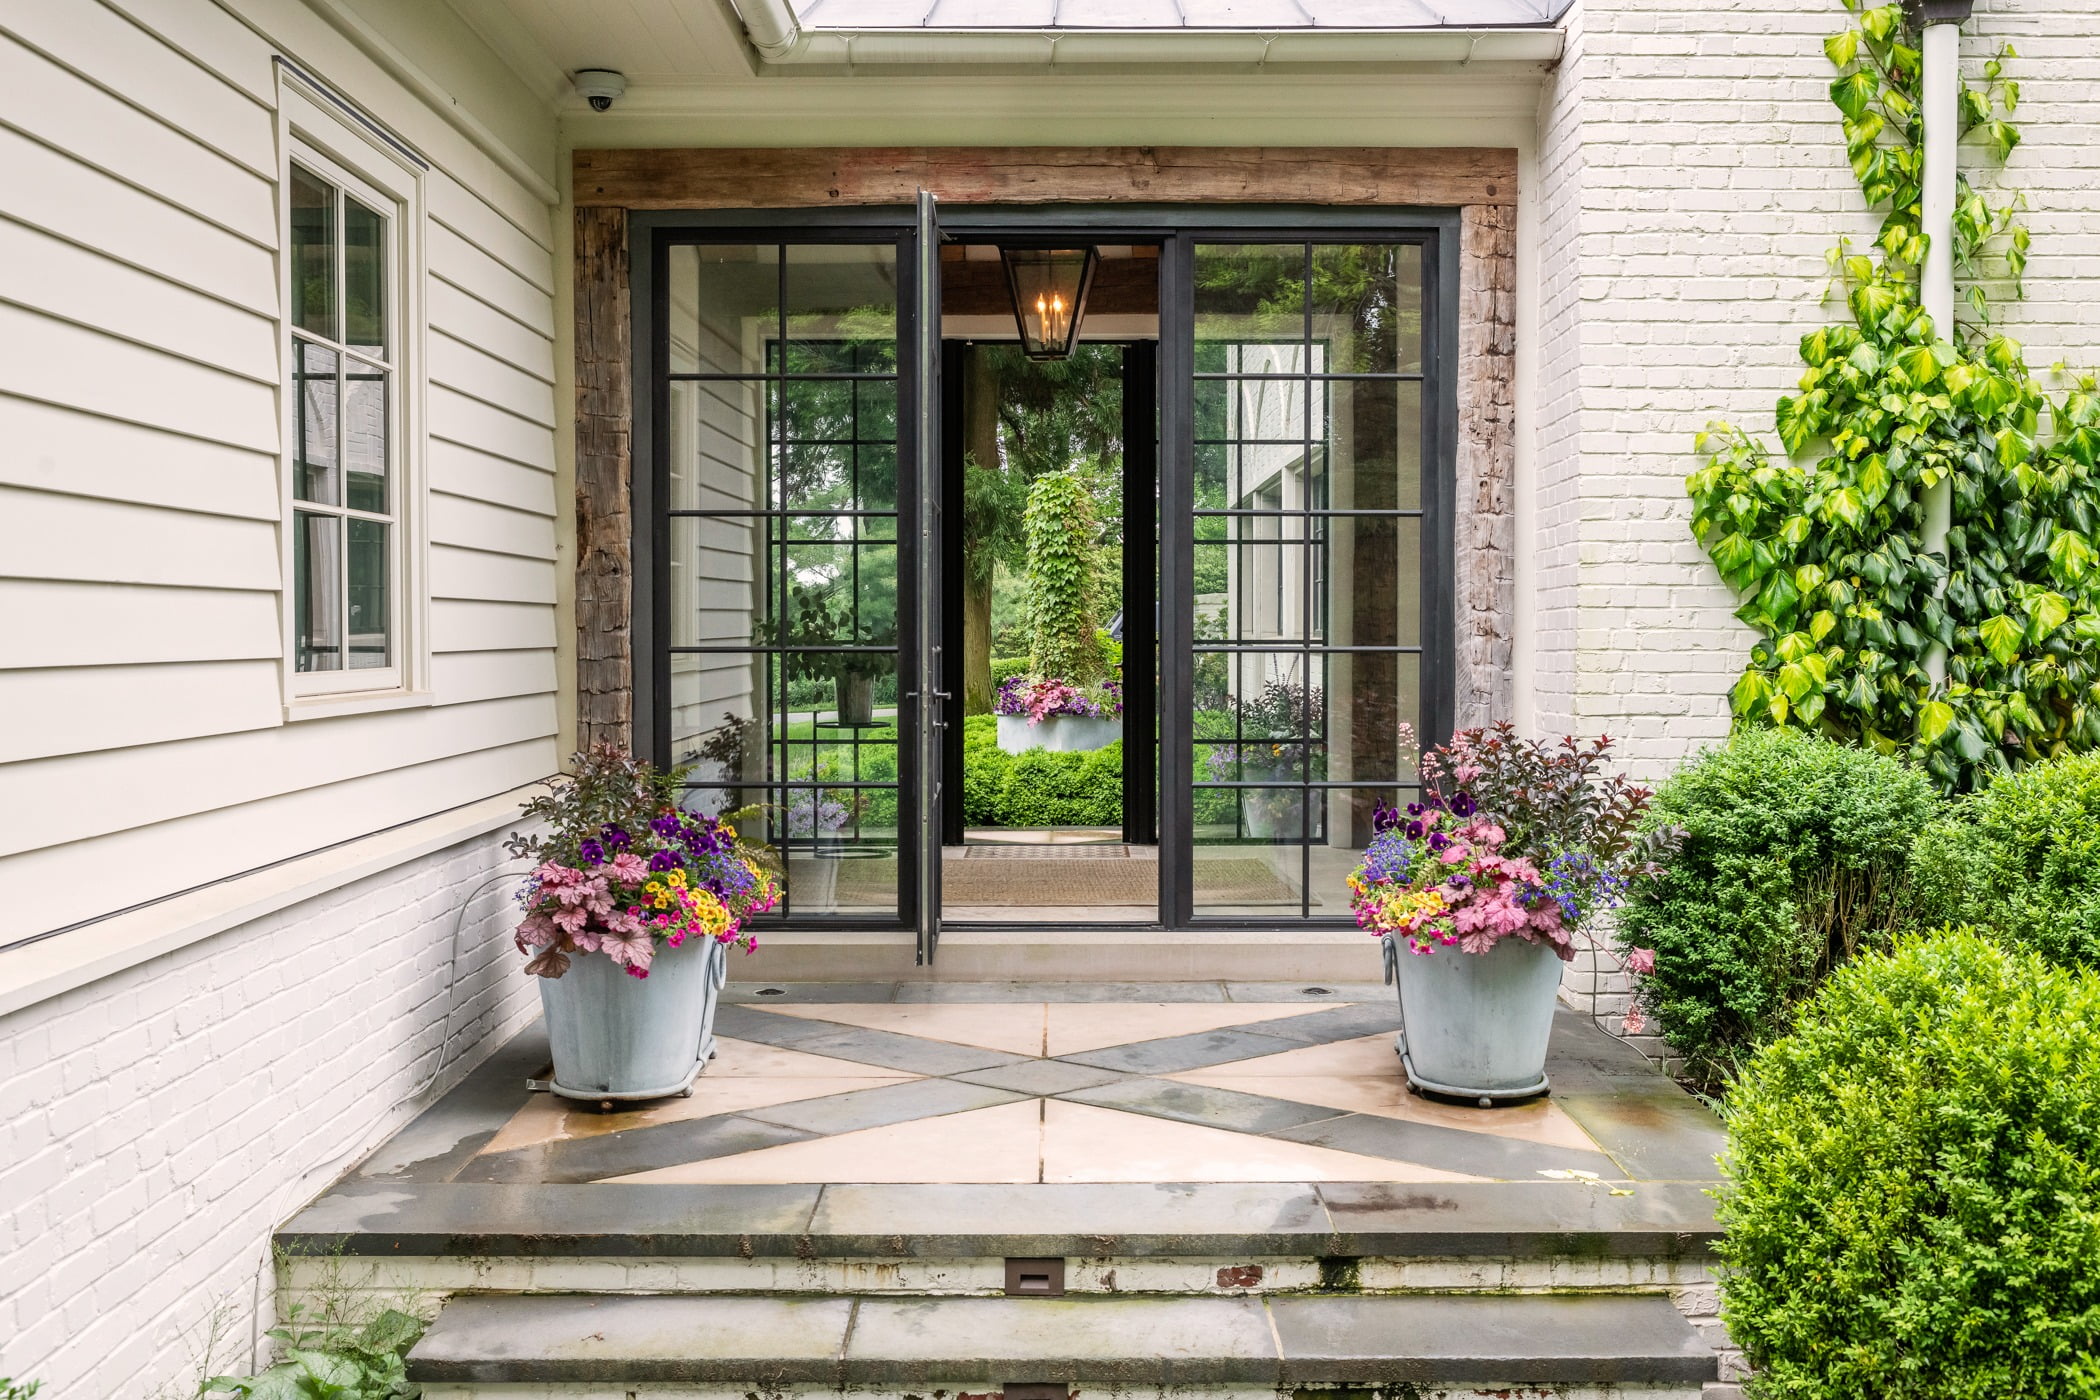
[1301,987,1333,996]
[756,987,786,996]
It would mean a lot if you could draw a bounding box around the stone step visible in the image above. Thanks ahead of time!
[407,1291,1718,1395]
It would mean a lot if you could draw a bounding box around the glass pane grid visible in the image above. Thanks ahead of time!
[289,163,393,676]
[1190,240,1427,920]
[662,239,904,922]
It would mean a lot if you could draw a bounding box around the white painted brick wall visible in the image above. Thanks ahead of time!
[0,830,539,1398]
[1531,0,2100,781]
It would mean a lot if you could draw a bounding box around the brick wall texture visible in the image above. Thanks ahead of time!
[0,832,538,1397]
[1530,0,2100,781]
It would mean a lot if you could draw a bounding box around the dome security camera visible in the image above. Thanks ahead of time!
[573,69,627,113]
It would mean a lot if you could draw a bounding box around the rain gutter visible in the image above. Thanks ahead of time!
[732,1,1565,67]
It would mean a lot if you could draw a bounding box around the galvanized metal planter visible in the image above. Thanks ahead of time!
[537,934,727,1102]
[996,714,1123,754]
[1384,931,1563,1105]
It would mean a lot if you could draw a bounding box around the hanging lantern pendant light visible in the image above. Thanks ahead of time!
[1001,247,1098,361]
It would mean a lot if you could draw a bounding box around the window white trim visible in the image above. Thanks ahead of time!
[275,74,432,717]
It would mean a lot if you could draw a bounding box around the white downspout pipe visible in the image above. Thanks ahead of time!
[1918,1,1970,687]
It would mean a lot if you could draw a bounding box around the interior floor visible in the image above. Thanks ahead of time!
[942,837,1157,923]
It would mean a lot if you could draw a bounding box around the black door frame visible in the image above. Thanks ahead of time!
[631,204,1459,936]
[936,335,1160,853]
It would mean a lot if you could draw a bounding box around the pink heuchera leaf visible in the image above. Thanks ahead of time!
[607,852,650,883]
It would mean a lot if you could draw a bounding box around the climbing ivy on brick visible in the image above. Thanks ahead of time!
[1023,467,1108,685]
[1690,0,2100,792]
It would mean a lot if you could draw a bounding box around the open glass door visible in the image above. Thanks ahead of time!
[912,190,945,963]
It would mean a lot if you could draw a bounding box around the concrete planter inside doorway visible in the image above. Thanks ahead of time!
[1384,932,1564,1104]
[536,934,727,1102]
[997,714,1123,754]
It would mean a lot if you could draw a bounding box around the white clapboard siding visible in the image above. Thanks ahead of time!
[429,648,558,707]
[430,329,558,428]
[9,694,555,856]
[429,170,555,294]
[427,437,557,518]
[0,127,277,315]
[428,277,554,385]
[1,305,279,451]
[0,488,280,591]
[429,383,556,472]
[0,0,276,177]
[428,221,556,340]
[0,0,560,940]
[430,491,558,562]
[0,580,283,669]
[0,217,279,385]
[0,33,275,249]
[0,660,286,764]
[96,0,277,105]
[431,543,560,607]
[0,396,279,521]
[2,738,556,938]
[430,598,558,654]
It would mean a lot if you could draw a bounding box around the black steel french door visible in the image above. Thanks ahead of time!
[640,208,1453,943]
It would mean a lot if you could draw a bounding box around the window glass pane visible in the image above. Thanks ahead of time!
[347,518,390,669]
[1192,534,1317,644]
[785,244,898,371]
[773,378,899,514]
[674,244,780,377]
[668,516,767,647]
[1312,244,1420,376]
[294,342,339,505]
[1192,817,1308,917]
[671,674,764,781]
[290,166,336,340]
[294,511,341,671]
[343,195,387,357]
[1323,655,1420,786]
[667,379,765,513]
[1323,514,1421,649]
[1323,379,1421,512]
[1194,243,1304,351]
[344,359,388,514]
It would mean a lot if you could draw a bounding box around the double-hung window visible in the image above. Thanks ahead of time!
[280,79,424,707]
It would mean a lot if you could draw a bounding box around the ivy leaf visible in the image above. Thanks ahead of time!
[1917,700,1955,745]
[2027,590,2072,640]
[1979,613,2023,665]
[1824,29,1860,68]
[1830,70,1877,121]
[2046,528,2095,582]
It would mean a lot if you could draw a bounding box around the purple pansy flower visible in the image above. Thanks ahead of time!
[578,838,605,865]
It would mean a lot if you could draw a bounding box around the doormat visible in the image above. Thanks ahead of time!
[935,856,1293,908]
[960,843,1154,861]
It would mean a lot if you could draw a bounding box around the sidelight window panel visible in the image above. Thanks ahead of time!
[662,237,907,924]
[1188,238,1431,921]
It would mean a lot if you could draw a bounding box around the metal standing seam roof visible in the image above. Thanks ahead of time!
[792,0,1571,30]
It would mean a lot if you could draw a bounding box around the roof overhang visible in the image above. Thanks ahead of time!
[731,0,1567,68]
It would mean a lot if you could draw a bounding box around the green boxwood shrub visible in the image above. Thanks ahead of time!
[1910,750,2100,970]
[1618,727,1939,1086]
[1719,929,2100,1399]
[990,656,1031,690]
[961,714,1121,827]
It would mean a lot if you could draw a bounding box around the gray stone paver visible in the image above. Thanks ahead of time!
[1271,1109,1624,1182]
[952,1058,1132,1095]
[455,1113,817,1185]
[405,1291,1718,1387]
[1056,1075,1351,1135]
[845,1294,1277,1383]
[1267,1293,1718,1384]
[1056,1026,1311,1073]
[740,1077,1026,1135]
[803,1181,1336,1252]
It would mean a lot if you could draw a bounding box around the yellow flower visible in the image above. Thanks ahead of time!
[666,868,688,887]
[719,822,737,840]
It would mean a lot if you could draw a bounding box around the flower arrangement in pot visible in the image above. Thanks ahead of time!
[1348,724,1680,1103]
[508,745,779,1103]
[997,469,1125,754]
[1206,680,1327,839]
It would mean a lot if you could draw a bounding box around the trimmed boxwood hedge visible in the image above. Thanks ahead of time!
[1719,928,2100,1399]
[1911,749,2100,971]
[1617,727,1939,1087]
[961,713,1121,827]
